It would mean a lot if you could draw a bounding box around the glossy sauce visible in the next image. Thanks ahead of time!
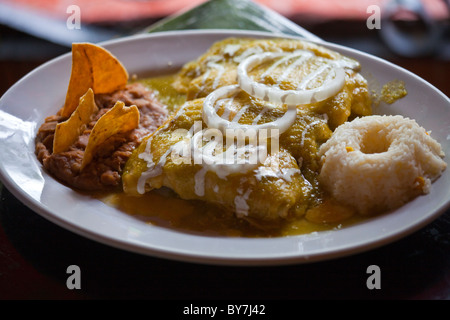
[135,74,186,112]
[100,189,368,238]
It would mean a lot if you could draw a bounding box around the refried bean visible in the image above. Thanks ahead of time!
[35,83,168,192]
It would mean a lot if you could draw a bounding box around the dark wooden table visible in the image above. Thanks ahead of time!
[0,21,449,301]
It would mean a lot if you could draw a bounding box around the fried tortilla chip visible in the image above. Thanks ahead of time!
[53,88,98,154]
[60,43,129,118]
[80,101,139,171]
[60,44,94,118]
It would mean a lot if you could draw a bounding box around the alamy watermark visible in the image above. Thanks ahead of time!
[66,5,81,30]
[66,264,81,289]
[367,5,381,30]
[366,264,381,289]
[164,121,280,168]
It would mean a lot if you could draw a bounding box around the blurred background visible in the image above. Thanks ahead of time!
[0,0,449,97]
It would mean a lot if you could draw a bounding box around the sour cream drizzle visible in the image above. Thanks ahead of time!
[260,50,314,83]
[136,105,190,194]
[234,183,252,217]
[237,50,346,105]
[194,167,208,197]
[217,97,236,120]
[300,117,328,148]
[252,106,269,125]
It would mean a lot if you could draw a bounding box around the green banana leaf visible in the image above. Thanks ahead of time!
[143,0,320,41]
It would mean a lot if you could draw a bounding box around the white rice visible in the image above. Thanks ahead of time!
[318,115,447,215]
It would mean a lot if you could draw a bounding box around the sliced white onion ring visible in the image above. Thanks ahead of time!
[237,51,346,105]
[202,85,297,136]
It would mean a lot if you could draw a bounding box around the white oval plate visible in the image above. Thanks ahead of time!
[0,30,449,266]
